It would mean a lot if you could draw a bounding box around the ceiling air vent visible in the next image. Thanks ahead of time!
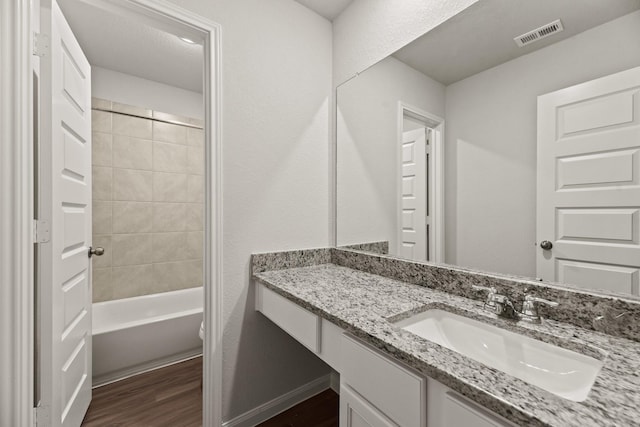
[514,19,564,47]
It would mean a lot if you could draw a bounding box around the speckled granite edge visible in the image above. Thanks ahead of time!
[253,264,640,427]
[251,247,331,275]
[331,248,640,342]
[339,241,389,255]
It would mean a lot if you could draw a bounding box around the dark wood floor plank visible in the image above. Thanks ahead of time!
[257,389,339,427]
[83,359,337,427]
[82,357,203,427]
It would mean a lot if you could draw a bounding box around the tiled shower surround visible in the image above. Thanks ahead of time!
[91,98,204,302]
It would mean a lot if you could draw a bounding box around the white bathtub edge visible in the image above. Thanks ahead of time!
[93,348,203,388]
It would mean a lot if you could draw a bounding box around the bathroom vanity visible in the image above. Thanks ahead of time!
[252,248,640,427]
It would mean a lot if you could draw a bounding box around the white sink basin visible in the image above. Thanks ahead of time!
[393,309,603,402]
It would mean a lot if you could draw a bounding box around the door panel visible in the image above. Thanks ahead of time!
[400,128,427,261]
[537,66,640,296]
[40,0,93,425]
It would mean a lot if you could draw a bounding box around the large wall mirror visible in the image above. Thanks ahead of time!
[336,0,640,298]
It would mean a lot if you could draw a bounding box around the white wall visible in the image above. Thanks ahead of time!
[445,10,640,277]
[332,0,480,85]
[92,66,204,119]
[167,0,332,421]
[337,56,445,251]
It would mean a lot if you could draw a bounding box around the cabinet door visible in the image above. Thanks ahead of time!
[340,386,397,427]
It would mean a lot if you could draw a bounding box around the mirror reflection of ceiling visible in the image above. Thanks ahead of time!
[393,0,640,85]
[294,0,354,21]
[58,0,203,93]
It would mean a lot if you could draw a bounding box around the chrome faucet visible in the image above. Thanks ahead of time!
[472,285,558,323]
[472,285,518,319]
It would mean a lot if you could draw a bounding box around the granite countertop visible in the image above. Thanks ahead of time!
[253,263,640,427]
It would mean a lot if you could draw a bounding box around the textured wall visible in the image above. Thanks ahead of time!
[445,10,640,277]
[332,0,480,85]
[91,98,204,302]
[166,0,333,421]
[336,56,445,252]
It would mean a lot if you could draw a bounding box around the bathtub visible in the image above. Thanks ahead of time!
[92,287,203,386]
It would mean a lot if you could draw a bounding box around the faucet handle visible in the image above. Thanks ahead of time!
[472,285,497,294]
[524,294,559,307]
[520,294,558,323]
[472,285,498,308]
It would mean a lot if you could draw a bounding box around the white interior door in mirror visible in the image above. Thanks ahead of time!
[400,128,430,261]
[40,0,93,425]
[537,66,640,295]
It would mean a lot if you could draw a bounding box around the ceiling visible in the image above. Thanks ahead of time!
[393,0,640,85]
[58,0,203,93]
[294,0,353,21]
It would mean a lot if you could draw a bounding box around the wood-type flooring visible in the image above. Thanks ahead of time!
[82,357,338,427]
[82,357,202,427]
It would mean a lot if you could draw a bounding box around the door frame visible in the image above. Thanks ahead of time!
[1,0,224,425]
[397,102,445,263]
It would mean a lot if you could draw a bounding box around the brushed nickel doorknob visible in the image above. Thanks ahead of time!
[540,240,553,250]
[88,246,105,258]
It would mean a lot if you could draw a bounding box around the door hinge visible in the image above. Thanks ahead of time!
[33,33,50,57]
[33,219,50,244]
[34,405,50,427]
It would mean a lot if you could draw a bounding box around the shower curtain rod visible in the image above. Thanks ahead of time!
[91,106,204,130]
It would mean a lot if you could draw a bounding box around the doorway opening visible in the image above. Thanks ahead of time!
[32,0,222,425]
[397,102,444,263]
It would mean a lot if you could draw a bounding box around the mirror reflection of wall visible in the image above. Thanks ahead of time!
[336,0,640,297]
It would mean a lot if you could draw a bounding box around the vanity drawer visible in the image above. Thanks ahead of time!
[256,283,320,352]
[341,334,426,427]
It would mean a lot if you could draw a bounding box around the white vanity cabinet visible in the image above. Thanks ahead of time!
[255,283,516,427]
[341,334,426,427]
[255,283,343,371]
[340,384,397,427]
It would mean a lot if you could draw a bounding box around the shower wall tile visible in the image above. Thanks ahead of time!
[152,232,188,263]
[91,98,203,302]
[152,203,187,232]
[112,201,153,233]
[92,132,112,167]
[153,141,187,173]
[91,97,111,110]
[112,114,152,139]
[153,172,187,202]
[92,110,112,133]
[92,235,112,269]
[187,146,205,175]
[153,121,187,145]
[93,201,112,234]
[183,259,203,287]
[187,128,204,147]
[113,168,153,201]
[111,264,154,299]
[111,234,153,266]
[92,166,112,201]
[112,135,152,170]
[92,267,113,302]
[152,261,186,291]
[185,204,203,232]
[187,175,204,203]
[186,232,203,259]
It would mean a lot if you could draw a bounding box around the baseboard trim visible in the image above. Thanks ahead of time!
[92,349,203,388]
[222,374,334,427]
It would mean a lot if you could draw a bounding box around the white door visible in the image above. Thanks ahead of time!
[537,66,640,296]
[39,0,93,425]
[399,128,430,261]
